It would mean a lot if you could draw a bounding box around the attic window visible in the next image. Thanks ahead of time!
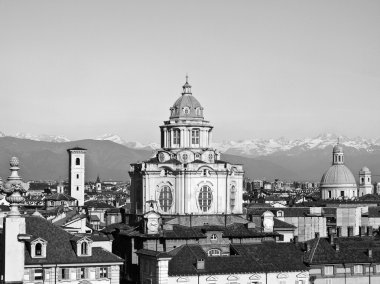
[76,158,80,165]
[210,234,217,241]
[207,248,221,256]
[35,243,42,256]
[277,211,284,217]
[77,238,92,257]
[31,239,47,258]
[81,242,88,255]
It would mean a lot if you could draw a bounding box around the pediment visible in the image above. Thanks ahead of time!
[227,275,239,280]
[31,237,47,245]
[206,276,218,281]
[177,277,189,282]
[296,272,308,278]
[144,211,161,219]
[277,273,288,279]
[249,274,262,280]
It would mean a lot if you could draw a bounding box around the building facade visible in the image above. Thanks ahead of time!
[129,78,244,215]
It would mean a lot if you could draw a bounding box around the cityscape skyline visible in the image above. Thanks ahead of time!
[1,1,379,143]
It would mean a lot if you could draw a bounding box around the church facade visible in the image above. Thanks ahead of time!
[129,78,244,215]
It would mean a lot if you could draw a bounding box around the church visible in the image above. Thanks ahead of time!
[129,77,244,216]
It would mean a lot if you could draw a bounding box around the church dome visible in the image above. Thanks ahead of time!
[333,144,343,153]
[360,166,370,172]
[320,165,357,186]
[169,77,204,120]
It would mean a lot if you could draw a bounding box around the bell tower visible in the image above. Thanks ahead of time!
[68,147,86,206]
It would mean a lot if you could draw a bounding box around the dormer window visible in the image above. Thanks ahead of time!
[75,237,93,257]
[207,248,221,256]
[210,234,218,241]
[277,210,284,217]
[81,242,88,255]
[35,243,42,256]
[31,238,47,258]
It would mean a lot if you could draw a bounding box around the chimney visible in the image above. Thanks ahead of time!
[306,243,311,251]
[368,249,373,258]
[368,226,373,236]
[196,259,205,270]
[293,236,298,243]
[329,234,335,245]
[335,244,340,251]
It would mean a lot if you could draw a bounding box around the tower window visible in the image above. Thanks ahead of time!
[173,129,180,145]
[76,158,80,165]
[192,129,200,145]
[328,191,332,198]
[77,186,79,191]
[35,243,42,256]
[77,174,79,179]
[198,185,212,212]
[230,185,236,210]
[159,186,173,212]
[340,191,344,197]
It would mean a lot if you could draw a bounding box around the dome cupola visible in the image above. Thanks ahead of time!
[169,76,204,120]
[332,140,344,165]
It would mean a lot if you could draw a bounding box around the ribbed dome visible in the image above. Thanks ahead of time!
[169,78,204,120]
[320,165,357,186]
[333,144,343,153]
[360,166,370,172]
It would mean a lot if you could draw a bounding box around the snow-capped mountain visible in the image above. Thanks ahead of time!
[96,134,160,150]
[2,131,379,158]
[10,132,70,143]
[96,134,128,145]
[212,133,380,157]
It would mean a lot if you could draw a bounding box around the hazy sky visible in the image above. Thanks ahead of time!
[1,0,379,143]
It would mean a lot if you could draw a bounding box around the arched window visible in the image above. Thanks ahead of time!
[192,129,200,145]
[76,158,80,165]
[35,243,42,256]
[81,242,88,255]
[198,185,212,212]
[230,185,236,210]
[207,248,221,256]
[173,129,181,145]
[159,186,173,212]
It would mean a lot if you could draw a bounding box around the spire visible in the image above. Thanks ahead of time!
[182,74,192,95]
[0,157,28,216]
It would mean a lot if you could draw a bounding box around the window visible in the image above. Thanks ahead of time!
[340,191,344,197]
[198,185,212,212]
[324,266,334,275]
[207,249,221,256]
[78,267,86,279]
[34,269,43,281]
[328,191,332,198]
[192,129,200,145]
[77,186,79,191]
[99,267,108,278]
[376,264,380,273]
[76,158,80,165]
[61,268,70,280]
[325,279,332,284]
[230,185,236,210]
[279,280,286,284]
[173,129,180,145]
[210,234,217,241]
[159,186,173,212]
[81,242,88,255]
[203,169,208,176]
[277,211,284,217]
[35,243,42,256]
[77,174,79,179]
[354,265,363,274]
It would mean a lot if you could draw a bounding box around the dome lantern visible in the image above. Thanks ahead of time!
[182,75,192,95]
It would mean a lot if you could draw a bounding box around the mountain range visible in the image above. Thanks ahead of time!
[0,133,379,182]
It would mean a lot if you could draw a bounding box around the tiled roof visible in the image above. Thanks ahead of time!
[25,216,123,265]
[165,243,307,276]
[273,218,297,229]
[85,200,115,209]
[46,193,76,201]
[303,236,380,265]
[248,207,312,217]
[90,215,101,222]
